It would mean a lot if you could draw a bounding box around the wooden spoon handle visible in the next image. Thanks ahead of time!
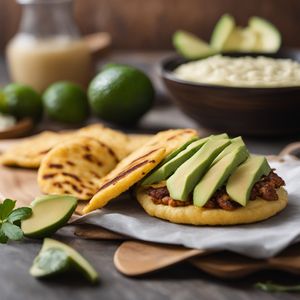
[113,241,207,276]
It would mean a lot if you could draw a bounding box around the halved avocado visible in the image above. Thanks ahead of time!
[193,144,249,207]
[210,14,235,50]
[30,238,99,283]
[21,195,77,238]
[167,138,231,201]
[173,30,217,59]
[249,16,281,52]
[226,155,271,206]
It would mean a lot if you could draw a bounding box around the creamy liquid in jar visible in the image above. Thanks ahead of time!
[6,35,93,92]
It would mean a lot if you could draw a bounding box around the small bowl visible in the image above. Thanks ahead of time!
[0,118,33,139]
[161,50,300,136]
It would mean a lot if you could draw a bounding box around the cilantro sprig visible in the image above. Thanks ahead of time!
[0,199,32,244]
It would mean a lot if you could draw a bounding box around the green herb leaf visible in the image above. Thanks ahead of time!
[0,199,16,220]
[255,281,300,293]
[8,207,32,224]
[2,222,23,241]
[0,227,8,244]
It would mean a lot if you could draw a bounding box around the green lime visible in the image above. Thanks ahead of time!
[88,64,154,126]
[3,84,43,121]
[43,82,89,123]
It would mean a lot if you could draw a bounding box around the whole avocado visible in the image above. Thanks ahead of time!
[88,64,154,126]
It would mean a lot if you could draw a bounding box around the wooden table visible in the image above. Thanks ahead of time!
[0,52,299,300]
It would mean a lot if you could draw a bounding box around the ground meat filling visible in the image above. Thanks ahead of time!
[146,170,285,211]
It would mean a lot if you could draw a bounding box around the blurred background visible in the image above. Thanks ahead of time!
[1,0,300,51]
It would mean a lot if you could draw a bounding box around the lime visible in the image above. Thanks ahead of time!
[0,89,9,114]
[3,84,43,121]
[88,64,154,126]
[43,82,89,123]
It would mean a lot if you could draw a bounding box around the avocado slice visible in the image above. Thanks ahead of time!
[249,16,281,52]
[173,30,217,59]
[142,138,209,185]
[226,155,271,206]
[167,138,230,201]
[142,133,229,185]
[222,26,258,52]
[210,14,235,50]
[212,136,244,165]
[21,195,77,238]
[193,144,249,207]
[160,137,199,165]
[30,238,98,283]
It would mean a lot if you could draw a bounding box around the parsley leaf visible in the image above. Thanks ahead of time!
[0,227,8,244]
[255,281,300,293]
[8,207,32,224]
[0,199,16,220]
[0,199,32,244]
[2,222,23,241]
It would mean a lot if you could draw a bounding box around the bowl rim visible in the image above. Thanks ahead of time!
[160,49,300,91]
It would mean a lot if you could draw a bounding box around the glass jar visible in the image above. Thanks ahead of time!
[6,0,93,92]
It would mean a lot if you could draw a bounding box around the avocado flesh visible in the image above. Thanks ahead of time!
[142,134,228,185]
[212,136,244,165]
[167,138,231,201]
[160,137,199,165]
[30,238,99,283]
[226,155,271,206]
[193,144,249,207]
[210,14,235,50]
[222,27,258,52]
[21,195,77,238]
[173,30,217,59]
[142,138,209,185]
[249,16,281,52]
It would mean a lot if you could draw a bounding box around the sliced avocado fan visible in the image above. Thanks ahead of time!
[167,138,231,201]
[193,143,249,207]
[142,133,229,185]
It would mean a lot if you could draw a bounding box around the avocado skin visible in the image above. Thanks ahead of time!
[167,138,231,201]
[193,144,249,207]
[226,155,271,206]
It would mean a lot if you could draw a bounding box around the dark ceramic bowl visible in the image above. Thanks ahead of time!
[161,50,300,136]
